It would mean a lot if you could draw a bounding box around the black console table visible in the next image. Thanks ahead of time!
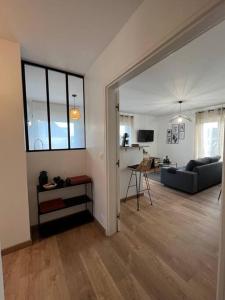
[36,175,93,237]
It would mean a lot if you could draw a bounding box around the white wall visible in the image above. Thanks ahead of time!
[27,150,87,225]
[85,0,219,229]
[133,114,158,156]
[0,39,30,249]
[157,112,196,167]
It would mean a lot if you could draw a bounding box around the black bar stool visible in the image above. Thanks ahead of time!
[125,158,153,210]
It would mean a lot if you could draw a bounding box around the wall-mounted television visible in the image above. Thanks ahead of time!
[137,130,154,142]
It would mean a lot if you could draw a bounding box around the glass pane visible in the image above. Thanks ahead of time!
[68,76,85,148]
[203,122,219,156]
[48,71,68,149]
[25,65,49,150]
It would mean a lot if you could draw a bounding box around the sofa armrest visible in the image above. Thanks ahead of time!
[194,161,222,191]
[161,167,198,194]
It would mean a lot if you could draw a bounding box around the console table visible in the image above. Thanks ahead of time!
[37,175,93,237]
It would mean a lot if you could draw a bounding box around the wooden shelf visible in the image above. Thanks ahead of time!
[37,175,92,193]
[37,174,93,237]
[39,210,94,238]
[39,195,92,215]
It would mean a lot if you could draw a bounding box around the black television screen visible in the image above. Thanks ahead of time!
[137,130,154,142]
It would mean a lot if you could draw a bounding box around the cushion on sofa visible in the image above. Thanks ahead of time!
[185,157,211,171]
[209,155,221,163]
[167,167,177,174]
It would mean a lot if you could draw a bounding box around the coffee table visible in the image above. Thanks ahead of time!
[155,162,177,173]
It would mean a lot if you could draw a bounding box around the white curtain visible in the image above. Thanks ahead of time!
[120,115,134,145]
[195,108,225,159]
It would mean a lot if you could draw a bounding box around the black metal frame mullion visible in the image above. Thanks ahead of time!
[22,60,86,152]
[66,74,71,149]
[21,62,29,151]
[83,77,87,148]
[45,69,52,150]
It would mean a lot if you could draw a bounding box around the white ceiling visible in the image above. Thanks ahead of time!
[120,19,225,116]
[0,0,142,74]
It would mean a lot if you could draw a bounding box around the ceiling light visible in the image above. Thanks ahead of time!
[70,94,81,120]
[169,100,192,123]
[177,117,183,123]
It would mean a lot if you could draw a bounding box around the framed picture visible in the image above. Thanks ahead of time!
[172,133,179,144]
[179,131,185,140]
[179,123,185,132]
[172,124,179,134]
[167,136,172,144]
[167,129,172,136]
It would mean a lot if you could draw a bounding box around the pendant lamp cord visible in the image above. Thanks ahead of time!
[72,94,77,109]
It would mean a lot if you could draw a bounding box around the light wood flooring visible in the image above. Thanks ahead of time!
[3,181,220,300]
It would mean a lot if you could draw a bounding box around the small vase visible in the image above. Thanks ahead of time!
[39,171,48,186]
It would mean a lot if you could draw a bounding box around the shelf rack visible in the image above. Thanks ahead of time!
[36,175,93,236]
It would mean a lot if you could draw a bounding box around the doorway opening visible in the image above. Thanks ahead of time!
[106,5,225,300]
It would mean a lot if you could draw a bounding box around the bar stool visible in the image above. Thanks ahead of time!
[125,158,153,210]
[218,188,222,201]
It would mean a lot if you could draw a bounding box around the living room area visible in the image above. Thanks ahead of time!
[119,17,225,201]
[117,19,225,299]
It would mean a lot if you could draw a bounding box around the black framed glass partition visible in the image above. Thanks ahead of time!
[22,61,86,151]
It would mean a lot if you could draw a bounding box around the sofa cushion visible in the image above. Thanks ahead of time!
[185,157,211,171]
[186,160,195,171]
[209,155,221,163]
[167,167,177,174]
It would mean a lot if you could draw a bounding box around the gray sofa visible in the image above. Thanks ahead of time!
[160,156,222,194]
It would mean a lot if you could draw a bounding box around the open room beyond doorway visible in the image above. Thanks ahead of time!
[106,5,225,300]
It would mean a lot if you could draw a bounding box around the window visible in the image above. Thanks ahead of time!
[22,62,85,151]
[203,122,219,156]
[120,115,133,146]
[195,109,224,159]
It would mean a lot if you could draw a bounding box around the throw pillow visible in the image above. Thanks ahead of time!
[185,160,196,171]
[210,155,221,163]
[185,158,210,171]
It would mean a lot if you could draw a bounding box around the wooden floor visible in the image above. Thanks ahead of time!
[3,181,220,300]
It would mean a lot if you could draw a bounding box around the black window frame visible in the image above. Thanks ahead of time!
[22,60,86,152]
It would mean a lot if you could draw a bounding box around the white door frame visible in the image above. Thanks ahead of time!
[105,2,225,299]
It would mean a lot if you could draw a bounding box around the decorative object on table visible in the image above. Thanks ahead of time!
[163,155,171,164]
[43,182,57,190]
[65,177,71,186]
[53,176,65,188]
[39,171,48,186]
[69,175,92,185]
[143,148,150,159]
[70,94,81,120]
[122,132,129,147]
[39,198,65,214]
[169,100,192,123]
